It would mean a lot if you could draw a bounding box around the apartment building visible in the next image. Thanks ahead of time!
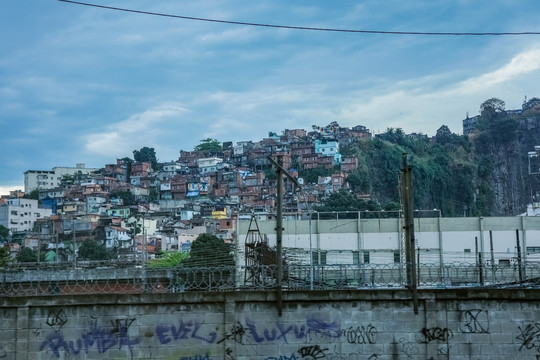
[24,163,99,192]
[0,198,52,233]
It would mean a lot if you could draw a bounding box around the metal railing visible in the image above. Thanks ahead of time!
[1,262,539,297]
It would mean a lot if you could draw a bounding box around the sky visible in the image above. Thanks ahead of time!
[3,0,540,195]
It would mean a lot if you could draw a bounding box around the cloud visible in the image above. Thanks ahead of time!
[84,103,188,157]
[191,87,327,140]
[332,47,540,135]
[453,48,540,95]
[0,185,24,196]
[197,27,260,45]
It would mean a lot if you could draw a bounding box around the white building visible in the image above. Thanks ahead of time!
[0,199,52,233]
[86,196,108,215]
[197,157,223,174]
[105,226,132,249]
[24,163,99,193]
[38,187,65,200]
[233,141,252,156]
[237,215,540,267]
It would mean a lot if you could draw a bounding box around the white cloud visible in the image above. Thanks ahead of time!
[334,47,540,135]
[84,103,188,156]
[452,48,540,96]
[197,27,260,45]
[0,185,24,196]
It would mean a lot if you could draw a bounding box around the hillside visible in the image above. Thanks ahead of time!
[339,98,540,216]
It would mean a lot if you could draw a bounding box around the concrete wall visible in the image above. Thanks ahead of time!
[2,289,540,359]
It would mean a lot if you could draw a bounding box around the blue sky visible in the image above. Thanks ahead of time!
[2,0,540,195]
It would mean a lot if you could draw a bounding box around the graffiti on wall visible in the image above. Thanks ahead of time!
[39,318,140,359]
[516,322,540,358]
[31,306,537,359]
[156,319,217,344]
[459,309,489,334]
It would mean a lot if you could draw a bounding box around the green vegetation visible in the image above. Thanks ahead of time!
[110,190,135,206]
[23,189,39,200]
[60,173,81,185]
[16,247,38,263]
[148,250,189,268]
[149,186,159,202]
[315,98,540,216]
[0,225,9,241]
[299,166,333,184]
[315,190,381,212]
[184,234,233,267]
[77,239,110,261]
[0,246,11,266]
[133,146,159,171]
[194,138,222,154]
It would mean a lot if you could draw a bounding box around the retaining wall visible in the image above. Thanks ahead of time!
[1,289,539,359]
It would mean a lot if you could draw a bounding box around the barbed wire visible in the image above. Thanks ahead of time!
[1,262,538,296]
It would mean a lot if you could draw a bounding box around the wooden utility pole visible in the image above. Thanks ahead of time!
[268,155,300,317]
[402,153,418,314]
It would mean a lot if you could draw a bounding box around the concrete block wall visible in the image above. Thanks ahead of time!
[1,289,539,359]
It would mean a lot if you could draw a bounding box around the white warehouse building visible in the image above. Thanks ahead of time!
[236,214,540,268]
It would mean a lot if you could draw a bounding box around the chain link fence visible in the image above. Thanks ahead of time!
[1,261,539,296]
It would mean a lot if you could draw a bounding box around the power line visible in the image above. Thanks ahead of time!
[58,0,540,36]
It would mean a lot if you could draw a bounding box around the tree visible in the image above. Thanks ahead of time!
[60,173,80,185]
[346,172,370,193]
[120,156,134,164]
[480,98,505,119]
[148,250,189,268]
[315,190,382,212]
[0,246,11,266]
[149,186,159,202]
[77,239,110,261]
[523,97,540,111]
[0,225,9,241]
[133,146,159,171]
[110,190,135,206]
[299,166,332,184]
[378,127,407,146]
[23,189,39,200]
[435,125,452,145]
[185,234,233,267]
[315,191,359,212]
[17,247,38,263]
[194,138,222,153]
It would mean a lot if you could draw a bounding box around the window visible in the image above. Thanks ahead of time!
[527,246,540,255]
[11,210,17,215]
[312,251,319,265]
[363,251,370,264]
[464,249,471,253]
[352,251,360,265]
[393,250,401,263]
[320,251,327,265]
